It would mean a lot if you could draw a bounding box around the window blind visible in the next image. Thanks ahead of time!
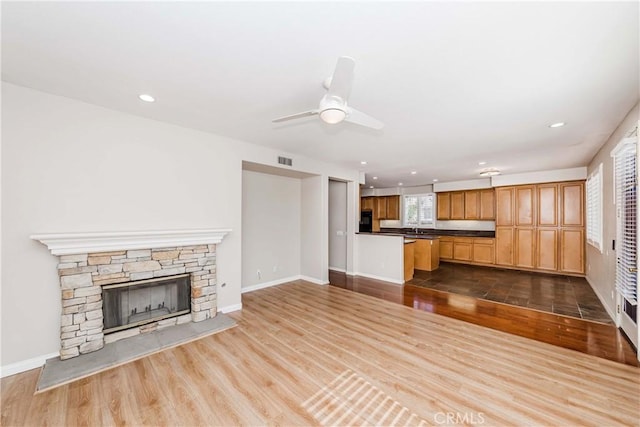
[613,139,637,305]
[403,194,435,226]
[586,163,603,251]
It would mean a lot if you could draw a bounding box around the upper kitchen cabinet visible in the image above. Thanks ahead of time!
[560,182,584,227]
[515,185,535,226]
[437,193,451,220]
[479,189,495,220]
[450,192,465,220]
[362,197,374,211]
[385,196,400,220]
[375,196,388,219]
[496,187,514,226]
[464,191,480,219]
[536,184,558,227]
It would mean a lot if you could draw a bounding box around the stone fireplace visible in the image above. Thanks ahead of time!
[31,229,230,360]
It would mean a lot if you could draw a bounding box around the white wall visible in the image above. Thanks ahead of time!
[329,180,347,271]
[300,176,327,284]
[241,170,301,288]
[1,82,359,371]
[586,103,639,319]
[354,234,404,284]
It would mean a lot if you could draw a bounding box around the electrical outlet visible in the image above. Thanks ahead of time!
[257,269,261,280]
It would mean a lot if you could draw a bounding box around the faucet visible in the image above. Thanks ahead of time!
[414,227,419,234]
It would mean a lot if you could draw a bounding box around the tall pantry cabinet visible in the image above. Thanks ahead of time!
[495,181,585,275]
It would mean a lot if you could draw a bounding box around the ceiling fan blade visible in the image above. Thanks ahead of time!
[272,110,318,123]
[345,108,384,130]
[327,56,355,102]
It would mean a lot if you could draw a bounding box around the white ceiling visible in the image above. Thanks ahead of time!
[2,2,638,188]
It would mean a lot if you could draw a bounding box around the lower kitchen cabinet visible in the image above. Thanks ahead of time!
[453,238,473,261]
[560,229,585,274]
[536,228,558,271]
[495,227,514,266]
[414,239,440,271]
[472,238,495,264]
[515,228,536,269]
[439,237,453,259]
[404,241,415,282]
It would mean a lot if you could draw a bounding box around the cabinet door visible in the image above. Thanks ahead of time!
[450,192,465,219]
[362,197,374,211]
[537,184,558,227]
[515,228,536,269]
[437,193,450,220]
[386,196,400,220]
[515,186,535,226]
[480,189,495,220]
[404,242,415,282]
[561,182,584,227]
[375,197,387,219]
[414,239,438,271]
[495,187,514,226]
[464,191,480,219]
[473,239,495,264]
[439,238,453,259]
[560,229,585,274]
[453,238,473,261]
[495,227,514,265]
[536,228,558,271]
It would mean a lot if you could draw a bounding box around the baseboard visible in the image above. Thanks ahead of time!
[346,271,356,276]
[241,275,301,294]
[300,275,329,285]
[585,276,616,322]
[1,351,59,378]
[353,272,404,285]
[218,303,243,313]
[329,267,346,273]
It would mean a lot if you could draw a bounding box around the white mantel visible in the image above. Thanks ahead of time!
[31,229,232,255]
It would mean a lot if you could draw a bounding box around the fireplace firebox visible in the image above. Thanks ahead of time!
[102,274,191,334]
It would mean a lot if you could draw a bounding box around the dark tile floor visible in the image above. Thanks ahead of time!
[409,263,614,324]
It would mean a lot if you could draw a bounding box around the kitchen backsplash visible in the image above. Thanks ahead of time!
[380,219,495,231]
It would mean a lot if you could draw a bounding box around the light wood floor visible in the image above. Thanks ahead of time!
[2,280,639,426]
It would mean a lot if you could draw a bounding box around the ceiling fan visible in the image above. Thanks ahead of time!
[272,56,384,130]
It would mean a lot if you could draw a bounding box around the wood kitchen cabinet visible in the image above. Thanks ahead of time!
[496,187,514,226]
[464,191,480,219]
[414,239,440,271]
[494,180,585,276]
[385,196,400,220]
[437,193,451,220]
[452,237,473,261]
[375,197,387,219]
[495,227,514,266]
[361,197,374,211]
[450,192,465,219]
[439,237,453,259]
[561,182,584,227]
[404,241,415,282]
[472,238,495,264]
[479,189,495,220]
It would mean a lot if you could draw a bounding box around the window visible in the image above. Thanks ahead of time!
[612,137,637,305]
[403,193,434,227]
[586,163,603,252]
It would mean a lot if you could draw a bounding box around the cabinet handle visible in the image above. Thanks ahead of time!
[629,267,637,273]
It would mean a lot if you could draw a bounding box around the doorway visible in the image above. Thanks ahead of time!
[328,179,348,272]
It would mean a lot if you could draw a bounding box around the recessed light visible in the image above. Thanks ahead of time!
[138,94,155,103]
[433,179,439,182]
[479,168,501,177]
[410,171,417,175]
[360,161,368,165]
[369,186,374,189]
[398,182,403,186]
[478,161,487,166]
[549,122,565,128]
[372,176,378,180]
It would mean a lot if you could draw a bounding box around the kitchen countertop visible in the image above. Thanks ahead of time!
[379,228,495,238]
[356,232,440,240]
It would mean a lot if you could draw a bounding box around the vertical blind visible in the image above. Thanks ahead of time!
[613,138,638,305]
[403,194,434,226]
[586,163,603,251]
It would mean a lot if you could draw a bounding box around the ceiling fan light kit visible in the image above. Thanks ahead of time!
[479,168,501,177]
[272,56,384,130]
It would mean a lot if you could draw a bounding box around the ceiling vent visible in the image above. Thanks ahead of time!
[278,156,293,167]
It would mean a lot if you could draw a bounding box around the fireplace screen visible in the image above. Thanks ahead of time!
[102,274,191,334]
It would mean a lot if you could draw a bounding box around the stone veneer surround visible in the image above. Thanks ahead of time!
[31,229,230,360]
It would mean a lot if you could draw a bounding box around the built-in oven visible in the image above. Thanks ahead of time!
[359,210,373,232]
